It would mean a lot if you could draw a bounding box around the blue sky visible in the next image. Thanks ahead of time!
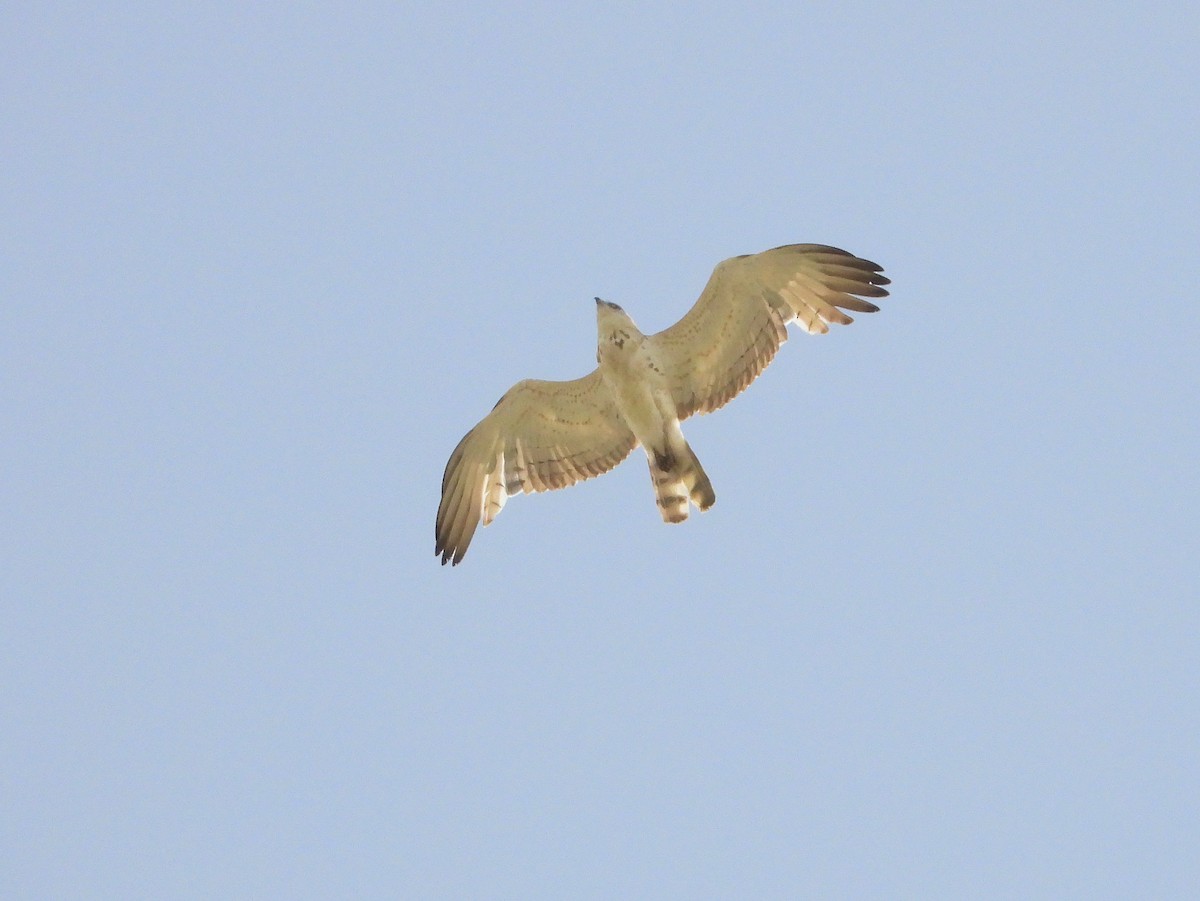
[4,2,1198,898]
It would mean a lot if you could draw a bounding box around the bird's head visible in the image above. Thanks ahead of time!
[596,296,636,331]
[595,297,640,354]
[595,297,634,326]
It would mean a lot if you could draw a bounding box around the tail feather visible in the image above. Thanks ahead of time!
[683,446,716,512]
[648,442,715,523]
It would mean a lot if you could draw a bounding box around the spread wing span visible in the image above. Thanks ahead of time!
[649,244,890,418]
[435,371,637,565]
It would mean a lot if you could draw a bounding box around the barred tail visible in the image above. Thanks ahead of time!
[648,442,715,524]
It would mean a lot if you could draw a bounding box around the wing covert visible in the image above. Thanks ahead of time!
[435,370,637,565]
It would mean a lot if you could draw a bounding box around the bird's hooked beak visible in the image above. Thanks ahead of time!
[595,297,622,311]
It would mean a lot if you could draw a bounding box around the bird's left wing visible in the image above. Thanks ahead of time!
[648,244,889,418]
[436,370,637,565]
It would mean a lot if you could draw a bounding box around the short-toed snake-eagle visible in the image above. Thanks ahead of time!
[436,243,889,565]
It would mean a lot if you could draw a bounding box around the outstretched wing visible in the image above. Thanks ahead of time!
[435,370,637,565]
[648,244,890,418]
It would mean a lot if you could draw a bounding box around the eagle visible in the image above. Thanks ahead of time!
[436,243,889,565]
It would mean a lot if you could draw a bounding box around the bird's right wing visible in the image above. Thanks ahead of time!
[436,370,637,565]
[648,244,889,418]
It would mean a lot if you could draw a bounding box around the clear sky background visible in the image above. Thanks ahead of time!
[4,3,1198,898]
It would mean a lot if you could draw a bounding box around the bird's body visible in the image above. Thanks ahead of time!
[596,300,714,523]
[436,243,890,565]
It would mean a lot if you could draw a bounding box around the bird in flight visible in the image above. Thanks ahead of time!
[436,243,889,565]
